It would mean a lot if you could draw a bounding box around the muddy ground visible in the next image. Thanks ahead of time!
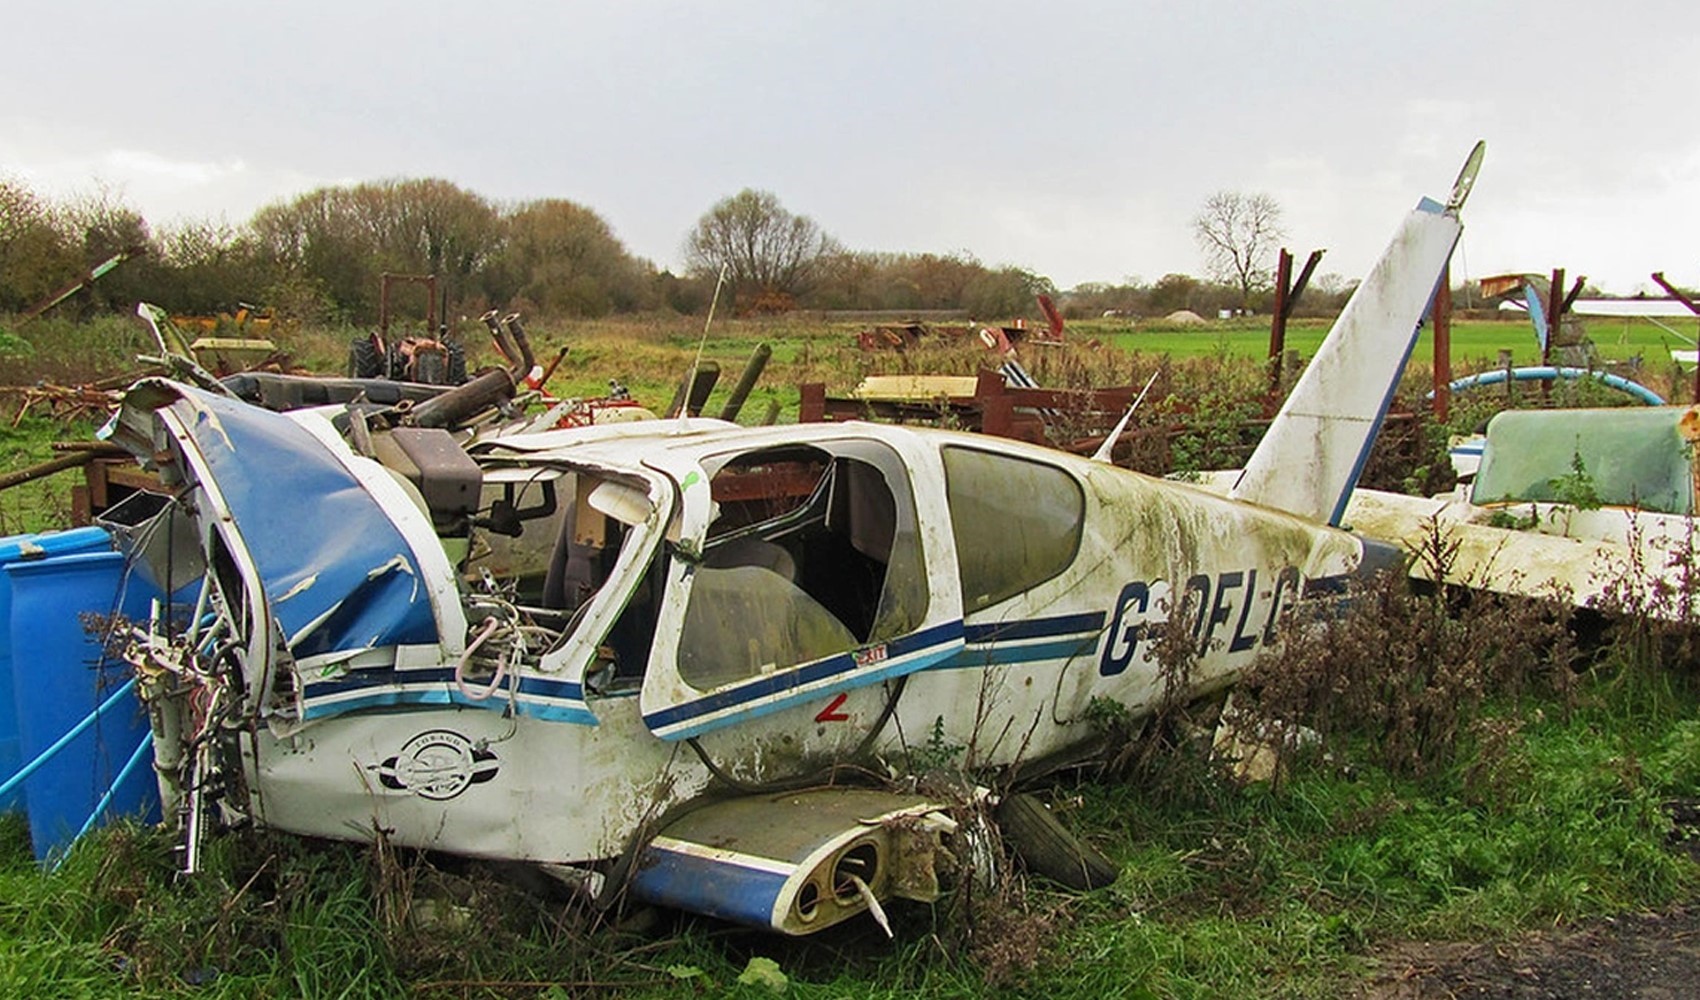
[1359,903,1700,999]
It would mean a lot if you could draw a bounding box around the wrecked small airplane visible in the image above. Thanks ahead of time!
[102,144,1482,936]
[1344,402,1700,620]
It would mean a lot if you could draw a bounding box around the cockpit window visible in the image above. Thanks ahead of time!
[678,442,926,691]
[943,447,1083,611]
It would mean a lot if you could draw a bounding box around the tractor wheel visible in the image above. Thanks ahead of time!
[348,336,383,378]
[995,792,1119,891]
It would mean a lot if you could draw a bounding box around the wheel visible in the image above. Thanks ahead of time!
[348,335,383,378]
[995,792,1119,891]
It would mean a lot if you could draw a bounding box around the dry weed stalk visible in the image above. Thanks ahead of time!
[1234,519,1577,779]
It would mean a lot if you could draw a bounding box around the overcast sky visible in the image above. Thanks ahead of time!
[4,1,1696,295]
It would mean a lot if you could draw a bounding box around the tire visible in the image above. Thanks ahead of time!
[348,336,383,378]
[995,792,1119,891]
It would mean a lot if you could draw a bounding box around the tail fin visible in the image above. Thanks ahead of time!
[1229,142,1484,525]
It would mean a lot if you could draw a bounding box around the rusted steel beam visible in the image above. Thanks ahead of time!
[1267,249,1324,412]
[1651,272,1700,315]
[1269,249,1293,359]
[1544,268,1564,369]
[1650,273,1700,402]
[798,383,826,422]
[1288,249,1325,314]
[975,370,1011,437]
[1433,264,1452,421]
[1559,274,1586,317]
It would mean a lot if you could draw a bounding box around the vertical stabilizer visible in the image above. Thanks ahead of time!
[1229,142,1483,525]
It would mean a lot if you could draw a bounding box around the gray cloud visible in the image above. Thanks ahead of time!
[4,0,1697,293]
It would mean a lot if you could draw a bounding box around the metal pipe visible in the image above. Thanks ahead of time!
[404,368,516,429]
[501,314,537,376]
[1439,366,1664,406]
[64,732,153,856]
[482,309,519,367]
[0,677,139,803]
[719,343,771,421]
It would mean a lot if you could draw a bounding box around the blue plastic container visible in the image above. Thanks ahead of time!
[8,548,160,859]
[0,527,115,815]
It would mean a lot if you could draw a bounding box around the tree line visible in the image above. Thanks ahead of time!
[1,175,1349,326]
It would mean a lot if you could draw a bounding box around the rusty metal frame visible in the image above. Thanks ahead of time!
[1266,248,1324,410]
[377,272,439,346]
[1650,272,1700,402]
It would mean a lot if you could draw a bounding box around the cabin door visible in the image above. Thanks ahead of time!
[639,439,963,741]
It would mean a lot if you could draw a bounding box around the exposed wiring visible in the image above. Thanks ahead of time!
[454,617,506,700]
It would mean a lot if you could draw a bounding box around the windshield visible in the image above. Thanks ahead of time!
[677,442,927,691]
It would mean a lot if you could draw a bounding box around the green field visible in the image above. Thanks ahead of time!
[1090,315,1699,369]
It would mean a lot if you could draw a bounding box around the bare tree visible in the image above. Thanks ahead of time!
[1192,191,1286,310]
[683,189,837,306]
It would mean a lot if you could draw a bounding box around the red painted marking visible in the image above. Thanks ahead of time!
[814,693,850,723]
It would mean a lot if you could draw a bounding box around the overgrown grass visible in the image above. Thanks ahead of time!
[0,415,101,535]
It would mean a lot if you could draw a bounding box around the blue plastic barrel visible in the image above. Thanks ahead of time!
[8,548,160,859]
[0,527,115,815]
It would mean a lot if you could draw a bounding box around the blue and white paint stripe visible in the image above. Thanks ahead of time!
[643,619,965,741]
[940,611,1107,670]
[300,668,596,725]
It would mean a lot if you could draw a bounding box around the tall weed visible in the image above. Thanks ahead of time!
[1234,523,1578,779]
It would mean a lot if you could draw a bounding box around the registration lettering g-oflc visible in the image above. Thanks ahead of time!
[1099,579,1170,676]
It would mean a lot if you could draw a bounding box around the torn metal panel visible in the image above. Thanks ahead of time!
[128,381,441,659]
